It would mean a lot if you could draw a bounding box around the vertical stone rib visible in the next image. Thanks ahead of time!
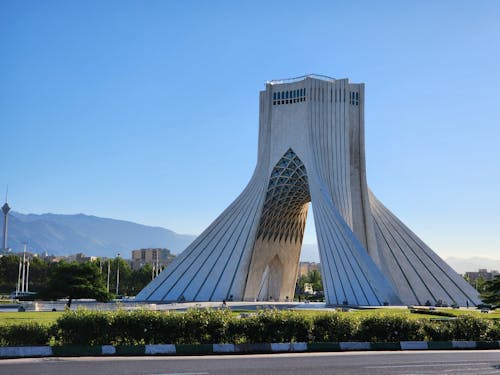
[309,174,399,305]
[157,174,263,301]
[136,186,250,300]
[370,191,480,306]
[190,178,267,300]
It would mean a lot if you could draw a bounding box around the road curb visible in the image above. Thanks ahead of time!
[400,341,428,350]
[0,341,499,358]
[339,342,371,351]
[307,342,341,352]
[0,346,53,358]
[51,345,101,357]
[145,344,176,355]
[427,341,453,350]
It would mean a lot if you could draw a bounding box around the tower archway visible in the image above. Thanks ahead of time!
[244,149,310,301]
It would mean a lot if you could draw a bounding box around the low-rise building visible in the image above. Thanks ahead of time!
[297,261,320,278]
[303,282,314,295]
[131,248,175,270]
[66,252,98,263]
[464,268,499,284]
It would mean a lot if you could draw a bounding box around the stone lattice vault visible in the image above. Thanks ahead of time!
[137,75,480,306]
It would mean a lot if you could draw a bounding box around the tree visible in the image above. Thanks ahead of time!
[42,261,112,304]
[104,257,133,296]
[28,256,52,293]
[128,263,153,295]
[308,269,323,292]
[475,276,487,293]
[295,269,323,295]
[0,255,20,293]
[0,255,56,295]
[296,274,308,292]
[480,275,500,306]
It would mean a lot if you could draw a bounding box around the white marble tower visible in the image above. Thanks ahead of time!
[137,75,480,306]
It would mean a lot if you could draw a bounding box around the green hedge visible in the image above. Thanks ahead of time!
[421,315,499,342]
[0,322,53,346]
[54,309,233,345]
[312,312,355,342]
[233,310,312,343]
[356,315,425,342]
[1,309,499,346]
[56,309,112,345]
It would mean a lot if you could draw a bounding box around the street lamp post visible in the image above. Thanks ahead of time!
[25,257,30,293]
[116,253,120,296]
[107,260,111,292]
[16,255,21,294]
[21,243,26,293]
[155,249,160,277]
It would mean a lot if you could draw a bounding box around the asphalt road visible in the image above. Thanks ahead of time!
[1,350,500,375]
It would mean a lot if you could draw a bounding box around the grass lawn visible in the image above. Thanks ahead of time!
[292,307,500,320]
[439,308,500,318]
[350,307,499,320]
[291,308,436,319]
[0,311,63,326]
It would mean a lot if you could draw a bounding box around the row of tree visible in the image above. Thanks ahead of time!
[0,255,155,302]
[1,254,497,306]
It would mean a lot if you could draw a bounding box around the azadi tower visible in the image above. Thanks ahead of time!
[137,75,480,306]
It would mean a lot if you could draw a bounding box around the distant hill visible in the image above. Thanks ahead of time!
[445,257,500,275]
[5,212,196,258]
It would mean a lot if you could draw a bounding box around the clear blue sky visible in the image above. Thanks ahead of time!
[1,1,499,260]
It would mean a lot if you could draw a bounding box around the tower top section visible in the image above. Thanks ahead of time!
[266,74,346,86]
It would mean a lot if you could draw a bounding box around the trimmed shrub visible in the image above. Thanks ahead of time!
[312,313,357,342]
[226,317,247,344]
[0,323,52,346]
[55,309,111,345]
[241,309,312,343]
[451,315,492,341]
[356,315,424,342]
[138,311,186,345]
[109,310,163,345]
[182,308,233,344]
[485,320,500,341]
[421,315,495,341]
[421,320,455,341]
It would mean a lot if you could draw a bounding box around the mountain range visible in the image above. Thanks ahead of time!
[445,257,500,275]
[3,212,498,274]
[5,212,196,258]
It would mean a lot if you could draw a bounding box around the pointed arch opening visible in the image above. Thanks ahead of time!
[244,149,312,301]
